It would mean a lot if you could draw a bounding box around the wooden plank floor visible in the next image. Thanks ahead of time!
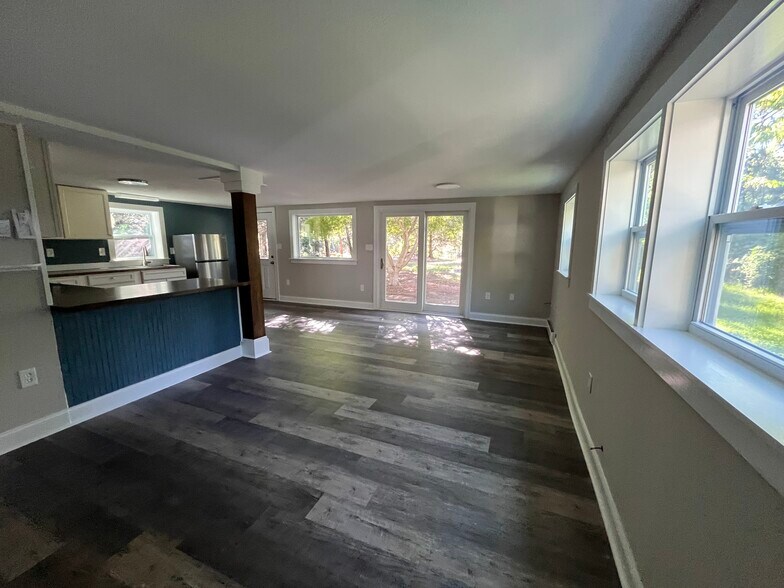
[0,303,619,587]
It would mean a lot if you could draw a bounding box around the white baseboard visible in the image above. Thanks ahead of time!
[0,345,242,456]
[552,339,642,588]
[278,295,375,310]
[466,311,549,328]
[0,409,71,457]
[241,336,271,359]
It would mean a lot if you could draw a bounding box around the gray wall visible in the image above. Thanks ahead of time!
[549,0,784,585]
[273,194,559,318]
[0,123,68,434]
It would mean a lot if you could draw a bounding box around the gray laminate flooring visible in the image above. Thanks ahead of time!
[0,303,619,586]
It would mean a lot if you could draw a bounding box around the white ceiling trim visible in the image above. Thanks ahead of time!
[0,100,239,172]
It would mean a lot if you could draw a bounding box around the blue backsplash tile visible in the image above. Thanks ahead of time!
[43,239,110,265]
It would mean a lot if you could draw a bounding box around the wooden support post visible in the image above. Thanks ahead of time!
[231,191,266,340]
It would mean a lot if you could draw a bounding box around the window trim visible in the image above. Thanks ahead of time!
[289,207,357,264]
[557,193,577,278]
[622,152,657,298]
[692,69,784,381]
[108,202,168,261]
[718,69,784,215]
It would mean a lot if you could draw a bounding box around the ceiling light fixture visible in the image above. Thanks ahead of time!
[434,182,461,190]
[117,178,149,186]
[113,193,160,202]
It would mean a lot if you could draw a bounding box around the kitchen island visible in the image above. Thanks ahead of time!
[50,279,245,406]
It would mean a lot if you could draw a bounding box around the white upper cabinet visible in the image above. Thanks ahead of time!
[57,185,112,239]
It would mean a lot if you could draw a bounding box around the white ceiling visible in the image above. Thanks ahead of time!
[48,141,231,208]
[0,1,694,206]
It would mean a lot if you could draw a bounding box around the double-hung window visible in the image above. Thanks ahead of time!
[109,203,168,261]
[624,153,656,297]
[289,208,357,263]
[558,194,576,277]
[695,72,784,375]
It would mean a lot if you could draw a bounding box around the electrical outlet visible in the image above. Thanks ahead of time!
[98,247,106,256]
[484,292,491,300]
[169,247,176,255]
[588,372,594,394]
[18,367,38,389]
[285,278,290,286]
[45,248,55,258]
[360,284,365,292]
[277,243,283,250]
[509,293,515,301]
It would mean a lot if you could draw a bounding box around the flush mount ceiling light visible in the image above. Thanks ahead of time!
[117,178,149,186]
[434,182,461,190]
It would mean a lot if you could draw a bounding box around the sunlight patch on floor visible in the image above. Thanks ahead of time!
[266,314,338,334]
[377,318,421,347]
[426,315,481,355]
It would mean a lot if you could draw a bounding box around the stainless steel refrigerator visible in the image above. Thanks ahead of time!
[173,234,231,279]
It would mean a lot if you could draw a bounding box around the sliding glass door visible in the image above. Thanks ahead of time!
[380,210,467,314]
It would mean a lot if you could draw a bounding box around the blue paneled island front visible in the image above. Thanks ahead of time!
[50,278,244,407]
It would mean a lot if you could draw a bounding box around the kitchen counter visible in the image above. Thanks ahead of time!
[50,278,247,311]
[48,264,183,277]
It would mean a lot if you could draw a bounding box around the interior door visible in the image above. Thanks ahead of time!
[379,211,468,314]
[256,209,279,300]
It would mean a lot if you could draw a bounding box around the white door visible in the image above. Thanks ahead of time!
[379,210,468,315]
[257,208,279,300]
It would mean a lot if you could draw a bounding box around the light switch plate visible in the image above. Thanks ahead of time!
[277,243,283,250]
[365,244,373,251]
[19,367,38,389]
[360,284,365,292]
[509,293,515,301]
[484,292,491,300]
[45,248,55,258]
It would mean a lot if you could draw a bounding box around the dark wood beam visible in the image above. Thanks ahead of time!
[231,191,265,339]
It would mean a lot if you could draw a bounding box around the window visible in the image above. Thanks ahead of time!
[558,194,576,276]
[289,208,356,262]
[257,218,269,259]
[109,204,167,260]
[697,73,784,371]
[624,153,656,296]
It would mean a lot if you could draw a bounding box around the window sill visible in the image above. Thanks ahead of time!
[555,269,570,279]
[289,258,357,265]
[590,293,636,326]
[588,293,784,496]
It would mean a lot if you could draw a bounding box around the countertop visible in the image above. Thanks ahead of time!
[48,264,184,277]
[50,278,247,311]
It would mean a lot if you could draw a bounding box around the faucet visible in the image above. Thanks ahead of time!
[142,246,149,267]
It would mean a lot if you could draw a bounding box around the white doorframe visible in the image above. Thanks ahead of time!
[373,202,475,316]
[257,206,280,300]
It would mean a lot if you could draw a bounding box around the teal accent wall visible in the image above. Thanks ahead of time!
[109,197,237,277]
[52,288,240,406]
[43,239,110,265]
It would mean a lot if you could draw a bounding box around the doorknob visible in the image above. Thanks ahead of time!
[271,261,275,265]
[380,257,384,270]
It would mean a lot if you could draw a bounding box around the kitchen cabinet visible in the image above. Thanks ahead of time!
[48,275,89,286]
[87,271,141,288]
[57,185,112,239]
[141,267,187,283]
[48,266,187,288]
